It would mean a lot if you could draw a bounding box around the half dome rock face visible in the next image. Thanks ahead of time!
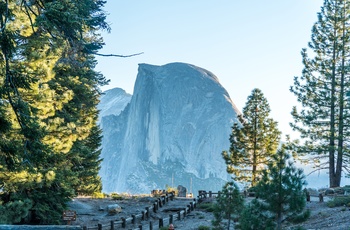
[99,63,241,193]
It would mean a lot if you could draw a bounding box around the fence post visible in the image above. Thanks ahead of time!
[149,221,153,230]
[169,214,173,224]
[132,214,136,224]
[110,220,115,230]
[319,193,324,202]
[177,211,181,220]
[187,205,191,213]
[153,202,157,213]
[158,198,163,207]
[83,226,87,230]
[98,223,102,230]
[141,210,145,220]
[121,217,126,228]
[193,199,197,208]
[209,191,212,198]
[146,207,150,219]
[138,224,143,230]
[159,218,164,228]
[190,202,194,211]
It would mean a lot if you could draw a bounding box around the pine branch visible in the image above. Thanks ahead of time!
[92,52,144,58]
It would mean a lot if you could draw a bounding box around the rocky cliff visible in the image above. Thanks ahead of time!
[99,63,241,194]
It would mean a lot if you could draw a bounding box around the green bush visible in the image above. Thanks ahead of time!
[342,185,350,193]
[197,202,215,212]
[327,196,350,207]
[110,193,123,200]
[236,199,275,230]
[288,209,311,224]
[92,192,105,199]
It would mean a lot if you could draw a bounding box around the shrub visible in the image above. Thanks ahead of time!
[327,196,350,207]
[212,182,244,230]
[92,192,105,199]
[342,185,350,193]
[110,193,123,200]
[288,209,311,224]
[236,199,275,230]
[198,225,211,230]
[166,184,178,196]
[197,202,215,212]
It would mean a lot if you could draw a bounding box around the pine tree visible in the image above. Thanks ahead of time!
[222,88,281,186]
[290,0,350,187]
[70,125,103,195]
[237,198,275,230]
[0,0,109,224]
[253,146,309,230]
[212,181,244,230]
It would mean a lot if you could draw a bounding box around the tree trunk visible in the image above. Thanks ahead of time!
[335,1,347,188]
[329,8,338,188]
[252,106,258,186]
[276,212,282,230]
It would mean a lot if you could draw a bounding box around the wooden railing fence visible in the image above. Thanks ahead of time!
[82,190,218,230]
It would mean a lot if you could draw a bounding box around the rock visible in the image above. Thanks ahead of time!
[99,62,240,194]
[177,185,187,197]
[324,188,335,195]
[107,204,122,214]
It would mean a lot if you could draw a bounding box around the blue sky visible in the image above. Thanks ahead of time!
[96,1,324,141]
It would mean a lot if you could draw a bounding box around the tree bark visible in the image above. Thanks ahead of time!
[335,0,346,188]
[329,2,338,187]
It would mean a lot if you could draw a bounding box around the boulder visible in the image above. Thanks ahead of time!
[177,185,187,197]
[107,204,122,214]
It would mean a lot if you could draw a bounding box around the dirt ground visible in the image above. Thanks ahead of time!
[67,195,350,230]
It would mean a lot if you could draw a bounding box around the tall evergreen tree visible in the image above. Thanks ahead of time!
[0,0,109,224]
[290,0,350,187]
[222,88,281,186]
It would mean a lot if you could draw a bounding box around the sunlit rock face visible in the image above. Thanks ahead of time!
[99,63,241,194]
[97,88,132,119]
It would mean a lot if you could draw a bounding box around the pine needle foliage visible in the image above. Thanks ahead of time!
[0,0,109,224]
[290,0,350,187]
[251,146,308,230]
[237,198,275,230]
[212,181,244,230]
[222,88,281,186]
